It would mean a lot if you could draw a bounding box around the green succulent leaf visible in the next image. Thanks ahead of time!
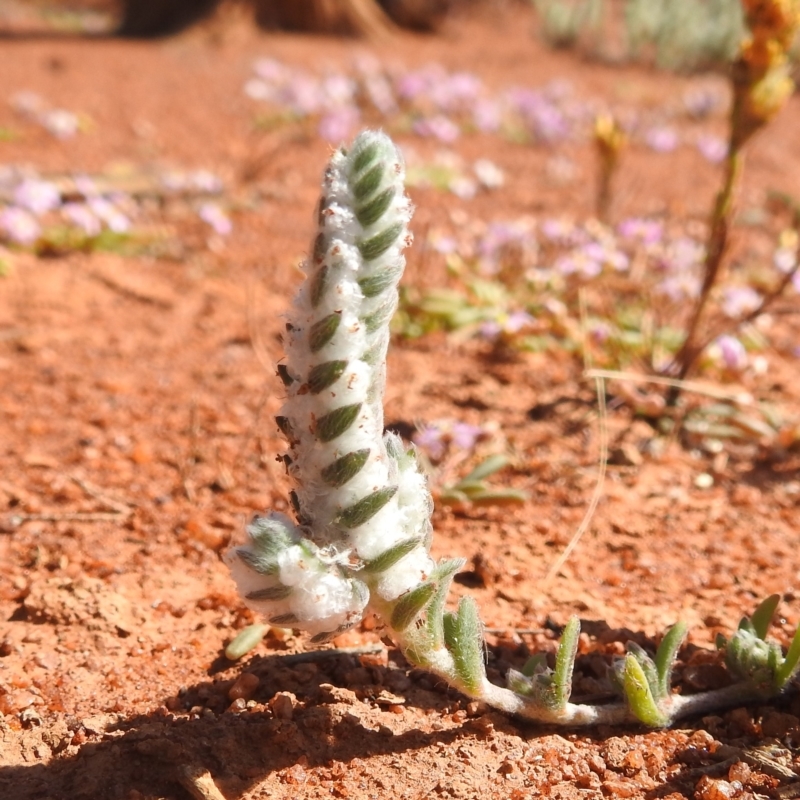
[308,360,347,394]
[351,139,381,175]
[443,597,485,695]
[460,454,511,483]
[622,654,669,727]
[246,585,293,601]
[309,312,341,352]
[357,222,404,261]
[775,626,800,689]
[552,616,580,709]
[316,403,362,443]
[269,613,299,626]
[391,582,437,631]
[521,653,548,677]
[225,623,270,661]
[336,486,398,529]
[356,187,395,228]
[359,265,403,298]
[353,162,384,201]
[236,547,280,575]
[320,448,371,488]
[655,621,688,699]
[363,299,396,333]
[425,559,465,648]
[626,641,659,697]
[455,488,529,506]
[738,616,756,635]
[506,667,534,696]
[750,594,780,640]
[362,537,423,574]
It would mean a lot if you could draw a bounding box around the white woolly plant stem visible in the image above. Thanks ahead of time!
[226,131,800,729]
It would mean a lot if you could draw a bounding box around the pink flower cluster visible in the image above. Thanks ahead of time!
[0,167,229,248]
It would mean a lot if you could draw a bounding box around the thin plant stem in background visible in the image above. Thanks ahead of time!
[666,0,800,403]
[593,113,626,223]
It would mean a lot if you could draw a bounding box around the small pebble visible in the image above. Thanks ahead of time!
[0,689,38,714]
[694,473,714,489]
[270,692,295,721]
[228,672,260,701]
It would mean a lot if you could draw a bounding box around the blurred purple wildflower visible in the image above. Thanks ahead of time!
[321,74,357,108]
[363,74,397,115]
[429,234,458,255]
[510,88,568,143]
[414,419,486,460]
[413,115,460,143]
[473,159,504,190]
[13,178,61,215]
[429,72,482,113]
[540,218,582,246]
[450,422,485,451]
[0,206,40,245]
[62,203,102,236]
[479,320,503,340]
[721,286,760,318]
[682,86,721,119]
[253,58,288,83]
[774,246,797,273]
[696,134,727,164]
[9,90,45,116]
[555,245,603,278]
[477,220,536,273]
[617,218,664,246]
[74,174,98,198]
[472,98,503,133]
[506,310,534,332]
[198,202,232,236]
[657,272,702,302]
[644,126,679,152]
[190,170,224,193]
[659,236,705,272]
[244,78,272,102]
[448,176,477,200]
[88,197,130,233]
[713,334,747,370]
[319,106,360,143]
[396,64,444,102]
[285,74,324,116]
[41,109,79,139]
[590,321,611,344]
[414,424,446,461]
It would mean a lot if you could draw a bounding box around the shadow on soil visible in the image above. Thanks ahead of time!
[0,648,508,800]
[1,623,777,799]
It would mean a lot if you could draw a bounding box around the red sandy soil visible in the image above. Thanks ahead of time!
[1,5,800,799]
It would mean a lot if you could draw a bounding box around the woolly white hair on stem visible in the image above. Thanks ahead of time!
[225,131,434,641]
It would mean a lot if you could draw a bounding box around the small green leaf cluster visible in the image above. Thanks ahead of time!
[507,617,580,712]
[610,622,688,727]
[438,454,529,507]
[717,594,800,692]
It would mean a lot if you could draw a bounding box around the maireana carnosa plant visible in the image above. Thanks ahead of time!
[226,130,800,727]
